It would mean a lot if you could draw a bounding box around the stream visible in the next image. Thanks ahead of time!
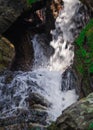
[0,0,90,126]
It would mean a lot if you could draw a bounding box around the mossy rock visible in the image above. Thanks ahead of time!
[48,93,93,130]
[54,92,93,130]
[0,36,15,72]
[47,122,59,130]
[74,19,93,96]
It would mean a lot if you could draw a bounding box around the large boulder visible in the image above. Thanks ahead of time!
[48,92,93,130]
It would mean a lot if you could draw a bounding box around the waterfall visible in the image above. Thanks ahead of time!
[0,0,90,125]
[50,0,89,71]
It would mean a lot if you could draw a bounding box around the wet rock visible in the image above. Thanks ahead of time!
[0,71,51,129]
[48,92,93,130]
[4,73,14,84]
[0,36,15,72]
[0,109,48,129]
[0,123,47,130]
[34,34,54,57]
[57,92,93,130]
[80,0,93,12]
[0,0,31,34]
[61,69,78,93]
[26,92,51,109]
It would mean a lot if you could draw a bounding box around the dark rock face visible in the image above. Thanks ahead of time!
[26,93,51,109]
[61,69,78,92]
[0,109,48,126]
[80,0,93,12]
[0,0,34,71]
[1,0,62,71]
[0,0,30,34]
[45,0,63,41]
[10,31,34,71]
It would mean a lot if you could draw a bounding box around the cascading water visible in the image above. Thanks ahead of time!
[0,0,90,125]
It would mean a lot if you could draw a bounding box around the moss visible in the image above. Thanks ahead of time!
[74,19,93,96]
[75,19,93,75]
[47,122,59,130]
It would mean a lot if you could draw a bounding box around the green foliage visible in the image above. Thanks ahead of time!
[75,19,93,75]
[27,0,39,4]
[88,122,93,130]
[76,19,93,46]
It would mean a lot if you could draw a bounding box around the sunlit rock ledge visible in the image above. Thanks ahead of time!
[0,36,15,72]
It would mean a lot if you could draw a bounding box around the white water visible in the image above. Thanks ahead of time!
[30,0,89,120]
[24,0,83,120]
[0,0,90,123]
